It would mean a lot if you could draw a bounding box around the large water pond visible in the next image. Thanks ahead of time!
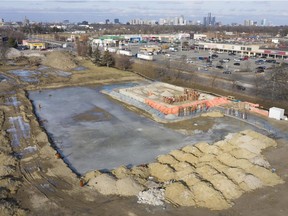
[29,85,262,174]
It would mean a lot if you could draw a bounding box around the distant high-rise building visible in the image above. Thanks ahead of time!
[159,18,166,25]
[203,13,216,26]
[114,18,120,24]
[0,18,4,27]
[261,19,267,26]
[23,16,30,26]
[244,19,253,26]
[174,16,179,25]
[244,20,249,26]
[63,20,69,24]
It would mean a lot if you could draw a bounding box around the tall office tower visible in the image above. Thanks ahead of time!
[203,13,216,26]
[203,17,207,26]
[244,19,254,26]
[114,18,120,24]
[174,16,179,25]
[179,15,185,25]
[261,19,267,26]
[207,13,212,25]
[23,16,30,26]
[211,17,216,26]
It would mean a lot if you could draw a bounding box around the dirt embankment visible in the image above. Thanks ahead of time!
[0,100,28,215]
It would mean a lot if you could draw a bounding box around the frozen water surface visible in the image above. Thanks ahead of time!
[8,116,30,147]
[9,69,40,83]
[28,85,262,174]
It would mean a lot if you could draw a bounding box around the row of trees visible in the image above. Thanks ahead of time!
[90,47,115,67]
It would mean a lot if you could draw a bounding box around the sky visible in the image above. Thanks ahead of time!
[0,0,288,25]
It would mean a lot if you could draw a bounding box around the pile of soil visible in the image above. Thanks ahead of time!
[6,48,22,59]
[42,51,77,71]
[85,130,284,210]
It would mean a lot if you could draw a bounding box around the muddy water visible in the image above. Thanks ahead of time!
[28,85,262,174]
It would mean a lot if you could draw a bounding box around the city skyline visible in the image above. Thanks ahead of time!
[0,0,287,25]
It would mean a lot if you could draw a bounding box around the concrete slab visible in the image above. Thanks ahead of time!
[28,85,266,174]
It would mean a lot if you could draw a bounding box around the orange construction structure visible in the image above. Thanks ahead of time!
[145,97,230,116]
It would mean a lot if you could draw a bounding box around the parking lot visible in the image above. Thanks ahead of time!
[120,41,286,93]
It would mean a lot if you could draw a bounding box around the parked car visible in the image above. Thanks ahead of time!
[255,68,265,73]
[234,58,241,62]
[223,70,232,74]
[236,85,246,91]
[256,66,266,70]
[266,59,276,63]
[255,59,265,64]
[216,65,224,69]
[234,62,240,66]
[222,58,230,62]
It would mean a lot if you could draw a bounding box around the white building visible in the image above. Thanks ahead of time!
[193,34,207,40]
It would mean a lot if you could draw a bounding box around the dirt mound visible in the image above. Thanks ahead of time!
[86,130,284,210]
[165,182,195,207]
[88,174,144,196]
[116,177,144,196]
[42,51,77,71]
[6,48,22,59]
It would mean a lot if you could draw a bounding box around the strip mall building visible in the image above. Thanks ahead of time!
[195,42,288,59]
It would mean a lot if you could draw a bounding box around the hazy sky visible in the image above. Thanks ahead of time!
[0,0,287,25]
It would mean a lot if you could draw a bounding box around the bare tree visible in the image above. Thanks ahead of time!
[114,54,132,71]
[263,63,288,101]
[0,44,9,64]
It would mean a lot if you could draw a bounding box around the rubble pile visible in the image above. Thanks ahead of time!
[137,188,165,206]
[84,130,284,210]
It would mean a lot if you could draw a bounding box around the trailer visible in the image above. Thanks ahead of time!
[137,53,154,61]
[118,50,133,56]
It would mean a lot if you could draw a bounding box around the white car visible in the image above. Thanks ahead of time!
[234,58,241,62]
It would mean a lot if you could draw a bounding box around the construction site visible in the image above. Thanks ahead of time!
[0,50,288,216]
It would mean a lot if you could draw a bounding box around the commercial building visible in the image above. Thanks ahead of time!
[22,40,47,50]
[195,41,288,59]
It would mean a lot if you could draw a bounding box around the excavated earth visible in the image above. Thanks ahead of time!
[0,53,288,216]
